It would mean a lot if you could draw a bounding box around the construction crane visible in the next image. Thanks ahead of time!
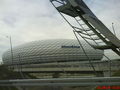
[50,0,120,56]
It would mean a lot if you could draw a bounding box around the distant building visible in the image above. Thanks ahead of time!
[2,39,103,65]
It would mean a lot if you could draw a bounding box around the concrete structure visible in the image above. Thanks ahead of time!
[14,60,120,77]
[2,39,103,65]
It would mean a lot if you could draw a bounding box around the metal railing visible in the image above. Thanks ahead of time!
[0,77,120,86]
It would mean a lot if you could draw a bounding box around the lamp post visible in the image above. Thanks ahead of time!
[112,23,116,36]
[6,36,14,66]
[0,34,14,67]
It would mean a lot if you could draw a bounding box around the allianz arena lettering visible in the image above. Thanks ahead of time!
[61,46,80,48]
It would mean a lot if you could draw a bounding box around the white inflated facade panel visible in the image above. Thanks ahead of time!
[2,39,104,65]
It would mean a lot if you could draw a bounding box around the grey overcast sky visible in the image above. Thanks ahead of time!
[0,0,120,62]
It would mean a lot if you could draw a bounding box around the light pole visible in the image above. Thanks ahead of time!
[0,34,14,67]
[6,36,14,66]
[112,23,116,36]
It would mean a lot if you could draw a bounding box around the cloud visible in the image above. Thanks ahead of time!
[0,0,120,62]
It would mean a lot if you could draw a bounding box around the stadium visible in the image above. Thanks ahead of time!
[2,39,104,65]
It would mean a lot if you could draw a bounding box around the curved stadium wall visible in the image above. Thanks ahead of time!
[2,39,104,65]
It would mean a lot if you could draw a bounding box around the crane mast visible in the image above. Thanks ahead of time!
[50,0,120,56]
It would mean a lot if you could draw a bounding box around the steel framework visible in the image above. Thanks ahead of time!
[50,0,120,56]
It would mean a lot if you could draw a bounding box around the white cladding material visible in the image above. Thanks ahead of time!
[2,39,104,65]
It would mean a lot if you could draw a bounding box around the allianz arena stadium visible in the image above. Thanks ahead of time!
[2,39,104,65]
